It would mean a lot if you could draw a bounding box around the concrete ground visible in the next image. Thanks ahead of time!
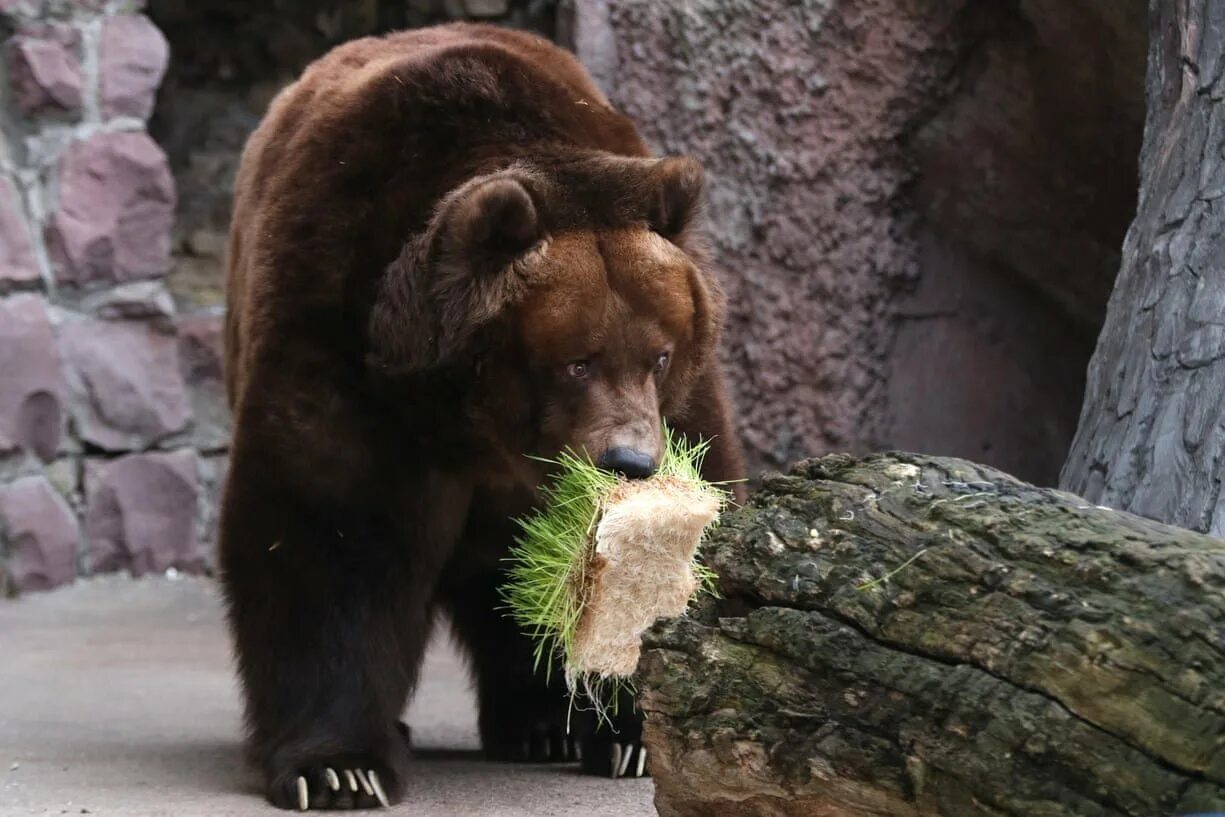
[0,576,655,817]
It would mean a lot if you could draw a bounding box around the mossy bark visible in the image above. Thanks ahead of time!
[637,453,1225,817]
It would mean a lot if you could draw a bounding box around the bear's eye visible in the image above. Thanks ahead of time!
[654,352,670,373]
[566,360,591,380]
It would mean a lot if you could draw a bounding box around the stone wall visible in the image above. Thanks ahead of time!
[564,0,1146,483]
[0,0,224,594]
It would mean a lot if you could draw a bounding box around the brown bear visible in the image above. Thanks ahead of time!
[221,22,745,810]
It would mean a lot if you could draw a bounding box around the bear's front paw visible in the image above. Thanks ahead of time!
[266,750,406,811]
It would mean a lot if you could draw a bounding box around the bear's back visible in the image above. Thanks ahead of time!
[224,24,648,410]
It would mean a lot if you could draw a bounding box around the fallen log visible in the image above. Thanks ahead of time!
[637,453,1225,817]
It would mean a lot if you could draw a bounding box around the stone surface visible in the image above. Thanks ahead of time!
[913,2,1145,327]
[573,0,1145,485]
[45,131,176,287]
[171,311,230,450]
[99,13,169,120]
[75,279,176,320]
[0,475,78,593]
[0,295,65,461]
[176,311,223,383]
[0,176,40,289]
[883,235,1096,483]
[173,381,231,451]
[463,0,508,17]
[573,1,979,472]
[59,316,190,451]
[0,0,205,589]
[84,449,203,576]
[42,455,79,500]
[5,26,84,115]
[197,453,227,563]
[558,0,617,90]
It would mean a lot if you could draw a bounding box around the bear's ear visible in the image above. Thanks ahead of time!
[437,175,542,275]
[647,156,705,240]
[368,173,545,376]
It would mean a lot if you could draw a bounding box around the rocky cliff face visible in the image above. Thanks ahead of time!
[565,0,1146,483]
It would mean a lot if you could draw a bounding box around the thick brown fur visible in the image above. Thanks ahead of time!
[222,23,745,809]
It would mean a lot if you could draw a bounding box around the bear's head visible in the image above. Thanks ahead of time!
[370,154,722,485]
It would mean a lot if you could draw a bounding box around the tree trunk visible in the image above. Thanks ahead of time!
[1062,1,1225,535]
[637,453,1225,817]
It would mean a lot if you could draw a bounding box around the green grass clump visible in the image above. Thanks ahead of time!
[501,426,724,710]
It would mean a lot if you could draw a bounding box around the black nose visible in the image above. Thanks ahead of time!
[597,446,657,480]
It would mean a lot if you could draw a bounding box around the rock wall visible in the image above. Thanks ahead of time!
[564,0,1146,483]
[0,0,224,594]
[570,0,966,469]
[894,1,1146,483]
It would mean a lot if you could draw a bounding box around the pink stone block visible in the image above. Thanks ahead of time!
[85,450,203,577]
[5,28,83,115]
[177,313,224,384]
[45,131,176,286]
[0,295,65,460]
[59,317,190,451]
[99,14,168,121]
[0,476,79,592]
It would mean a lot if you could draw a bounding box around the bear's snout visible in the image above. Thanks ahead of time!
[597,446,657,480]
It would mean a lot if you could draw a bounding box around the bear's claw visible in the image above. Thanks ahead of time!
[606,742,647,778]
[369,770,391,808]
[287,766,390,810]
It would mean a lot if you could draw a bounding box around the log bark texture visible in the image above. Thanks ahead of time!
[1062,0,1225,536]
[637,453,1225,817]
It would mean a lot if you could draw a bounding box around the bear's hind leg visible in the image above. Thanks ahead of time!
[574,684,648,779]
[442,565,581,764]
[441,564,648,776]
